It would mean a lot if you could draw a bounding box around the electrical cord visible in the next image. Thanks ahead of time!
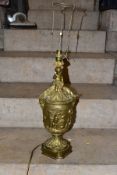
[26,144,41,175]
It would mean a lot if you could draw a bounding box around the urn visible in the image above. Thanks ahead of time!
[39,50,78,159]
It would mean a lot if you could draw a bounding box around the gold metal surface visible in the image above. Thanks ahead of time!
[39,50,78,159]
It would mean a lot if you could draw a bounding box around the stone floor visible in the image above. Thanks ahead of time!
[0,128,116,174]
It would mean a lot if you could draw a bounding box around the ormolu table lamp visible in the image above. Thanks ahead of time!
[39,49,79,159]
[39,2,79,159]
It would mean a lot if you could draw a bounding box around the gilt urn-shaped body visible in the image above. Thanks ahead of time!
[39,50,78,159]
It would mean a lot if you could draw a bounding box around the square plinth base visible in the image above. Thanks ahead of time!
[41,143,72,159]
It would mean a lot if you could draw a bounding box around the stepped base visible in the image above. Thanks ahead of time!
[41,134,72,159]
[42,141,72,159]
[0,128,116,175]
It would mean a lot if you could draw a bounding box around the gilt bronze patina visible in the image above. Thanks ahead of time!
[39,50,78,159]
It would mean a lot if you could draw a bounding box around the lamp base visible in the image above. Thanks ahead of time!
[41,135,72,159]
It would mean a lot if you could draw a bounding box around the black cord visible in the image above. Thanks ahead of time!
[26,144,41,175]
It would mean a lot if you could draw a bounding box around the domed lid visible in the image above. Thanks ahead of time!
[41,82,76,105]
